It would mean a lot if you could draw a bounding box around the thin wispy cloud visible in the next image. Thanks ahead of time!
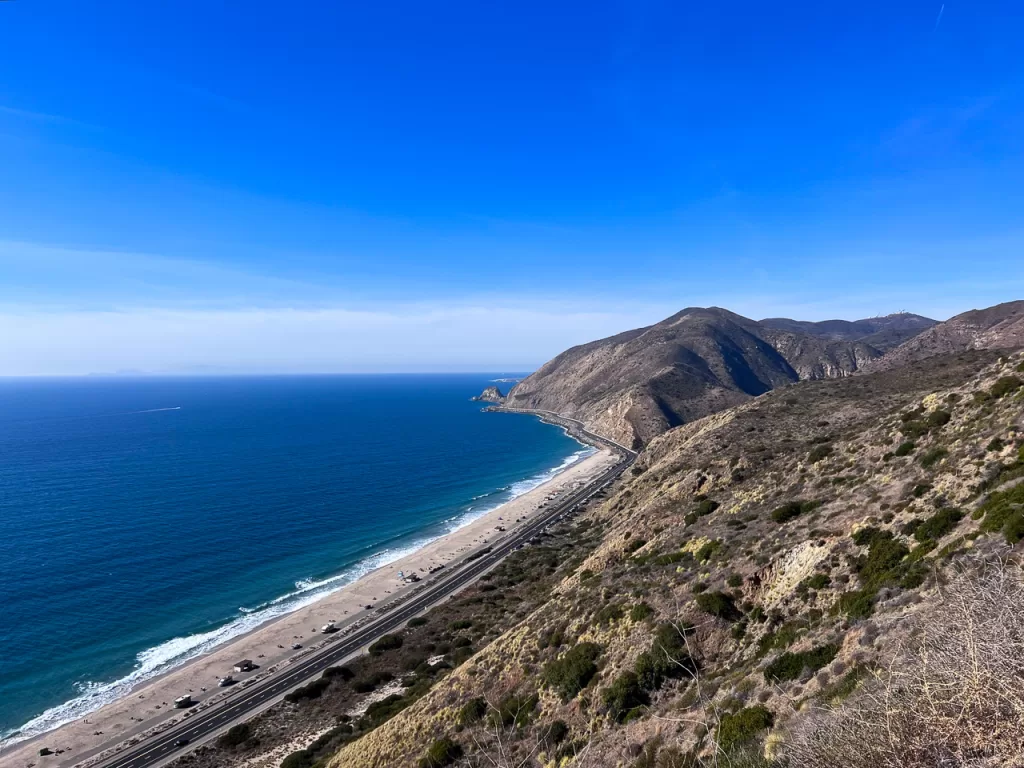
[0,104,71,123]
[933,4,946,31]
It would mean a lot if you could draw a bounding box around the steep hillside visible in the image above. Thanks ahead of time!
[504,308,882,448]
[759,312,936,350]
[327,348,1024,768]
[867,300,1024,371]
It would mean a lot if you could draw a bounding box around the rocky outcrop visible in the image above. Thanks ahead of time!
[470,385,505,403]
[865,300,1024,372]
[504,307,889,448]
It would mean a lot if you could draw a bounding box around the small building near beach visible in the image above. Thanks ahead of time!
[233,659,255,672]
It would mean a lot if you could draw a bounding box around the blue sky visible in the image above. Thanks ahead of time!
[1,1,1023,374]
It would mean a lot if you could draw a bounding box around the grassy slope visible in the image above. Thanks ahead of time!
[325,349,1024,768]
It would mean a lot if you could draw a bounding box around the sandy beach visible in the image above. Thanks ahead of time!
[0,449,616,768]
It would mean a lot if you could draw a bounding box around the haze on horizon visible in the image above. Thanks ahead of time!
[1,1,1023,376]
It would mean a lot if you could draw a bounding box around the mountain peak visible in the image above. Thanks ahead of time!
[506,307,898,448]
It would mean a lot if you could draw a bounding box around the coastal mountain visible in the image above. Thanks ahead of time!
[325,347,1024,768]
[171,302,1024,768]
[504,307,899,448]
[866,300,1024,371]
[759,312,937,351]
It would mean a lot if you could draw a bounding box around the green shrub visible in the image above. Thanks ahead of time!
[717,706,775,752]
[635,623,696,691]
[900,420,930,439]
[280,751,314,768]
[914,508,964,543]
[987,437,1005,452]
[764,644,839,683]
[595,603,624,626]
[854,531,909,587]
[695,539,721,562]
[625,537,647,553]
[695,591,741,621]
[543,642,601,701]
[684,512,699,525]
[651,549,693,566]
[368,633,404,655]
[912,483,932,498]
[696,499,720,516]
[1005,514,1024,545]
[449,619,472,630]
[926,409,952,428]
[835,532,917,622]
[894,441,916,457]
[543,720,569,745]
[808,444,833,463]
[418,737,463,768]
[602,671,648,722]
[457,697,487,726]
[284,677,331,703]
[726,573,744,588]
[900,407,925,423]
[630,603,654,622]
[817,665,868,704]
[771,501,803,523]
[538,624,566,649]
[756,621,804,657]
[771,500,820,524]
[217,722,252,749]
[407,616,428,627]
[363,693,410,725]
[851,527,881,546]
[919,448,948,469]
[800,573,831,592]
[991,375,1024,398]
[322,665,353,680]
[488,693,538,728]
[980,483,1024,545]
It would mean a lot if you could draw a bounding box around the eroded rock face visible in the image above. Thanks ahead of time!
[470,385,505,403]
[505,307,919,447]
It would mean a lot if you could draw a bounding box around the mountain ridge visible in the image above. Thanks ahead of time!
[505,307,920,448]
[865,300,1024,371]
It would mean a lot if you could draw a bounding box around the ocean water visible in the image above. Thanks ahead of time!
[0,375,590,742]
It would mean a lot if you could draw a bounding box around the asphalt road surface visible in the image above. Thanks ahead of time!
[90,424,634,768]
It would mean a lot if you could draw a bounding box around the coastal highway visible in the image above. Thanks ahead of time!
[89,431,635,768]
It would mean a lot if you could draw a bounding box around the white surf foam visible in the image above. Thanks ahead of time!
[443,445,596,534]
[0,540,426,746]
[0,443,597,746]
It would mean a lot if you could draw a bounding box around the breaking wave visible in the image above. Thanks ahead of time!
[1,443,596,746]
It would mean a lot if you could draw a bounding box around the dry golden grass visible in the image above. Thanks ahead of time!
[786,559,1024,768]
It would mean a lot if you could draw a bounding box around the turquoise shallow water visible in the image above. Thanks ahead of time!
[0,374,589,741]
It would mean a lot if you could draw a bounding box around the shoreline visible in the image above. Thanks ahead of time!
[0,442,616,768]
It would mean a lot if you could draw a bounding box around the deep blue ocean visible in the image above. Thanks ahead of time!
[0,375,589,742]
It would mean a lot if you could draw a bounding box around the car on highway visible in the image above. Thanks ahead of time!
[173,738,190,747]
